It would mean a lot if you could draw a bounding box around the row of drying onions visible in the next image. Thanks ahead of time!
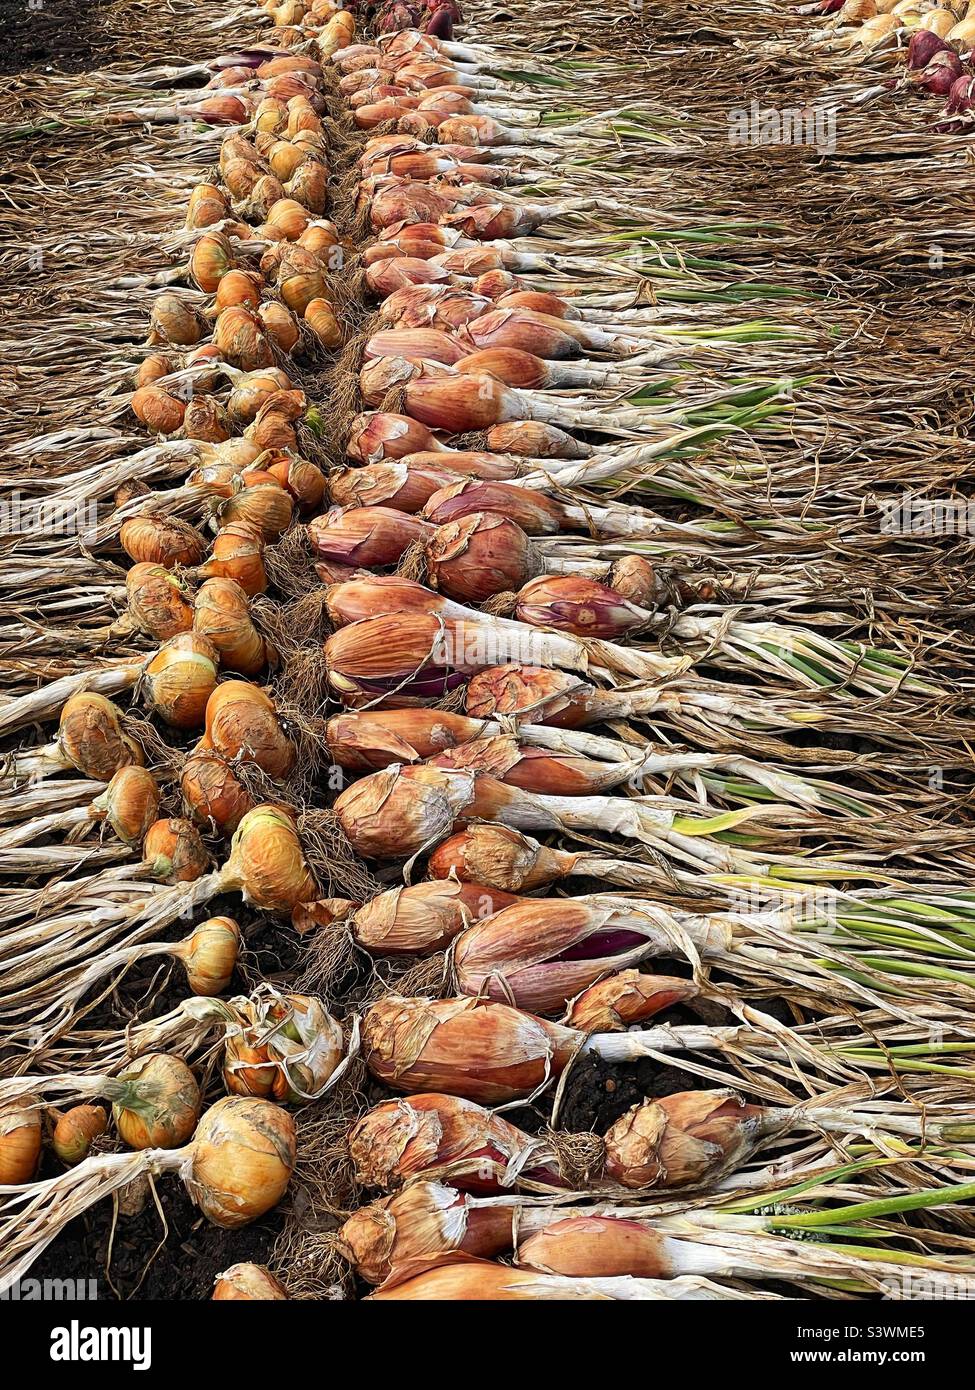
[808,0,975,119]
[0,2,387,1297]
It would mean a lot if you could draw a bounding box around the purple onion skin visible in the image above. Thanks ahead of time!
[556,930,650,962]
[351,670,468,699]
[945,75,975,115]
[920,62,963,98]
[425,7,454,37]
[908,30,952,71]
[819,0,844,11]
[210,49,277,69]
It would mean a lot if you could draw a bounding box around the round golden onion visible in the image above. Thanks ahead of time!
[143,817,211,882]
[186,1096,296,1228]
[52,1104,108,1166]
[112,1054,201,1151]
[57,692,144,782]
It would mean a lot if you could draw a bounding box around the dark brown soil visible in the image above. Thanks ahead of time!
[0,0,115,75]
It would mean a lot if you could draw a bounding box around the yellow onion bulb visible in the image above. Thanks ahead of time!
[258,301,301,354]
[255,98,289,133]
[111,1054,201,1151]
[214,269,264,314]
[186,182,229,229]
[213,1264,288,1299]
[226,805,316,913]
[184,395,232,444]
[130,385,185,435]
[52,1104,108,1166]
[197,522,268,597]
[215,306,276,373]
[125,562,194,640]
[227,368,294,426]
[176,916,240,995]
[91,765,160,845]
[265,455,325,512]
[187,1096,296,1228]
[193,577,271,676]
[181,743,256,834]
[0,1100,42,1183]
[143,631,219,730]
[148,293,204,347]
[304,297,343,349]
[120,514,208,569]
[264,195,312,241]
[284,160,328,215]
[191,232,236,293]
[297,220,339,256]
[144,816,210,882]
[134,353,174,388]
[218,481,295,541]
[267,140,308,183]
[203,680,295,779]
[57,692,143,782]
[279,264,326,318]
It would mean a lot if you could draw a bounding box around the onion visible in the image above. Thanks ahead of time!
[196,522,268,596]
[52,1105,108,1166]
[605,1091,771,1189]
[57,692,143,781]
[309,506,433,567]
[175,917,241,995]
[109,1054,201,1150]
[148,293,204,348]
[348,1092,564,1194]
[362,995,742,1104]
[130,385,185,435]
[120,514,208,569]
[203,680,296,780]
[184,395,232,443]
[425,513,535,602]
[90,765,160,845]
[907,27,952,64]
[182,743,256,834]
[223,991,345,1103]
[565,971,699,1032]
[187,1097,296,1227]
[143,631,219,730]
[0,1103,42,1183]
[314,878,522,955]
[213,1264,288,1299]
[144,817,211,882]
[194,578,273,675]
[191,232,236,294]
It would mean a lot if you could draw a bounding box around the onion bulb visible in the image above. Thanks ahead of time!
[213,1263,288,1299]
[143,631,219,730]
[0,1102,42,1183]
[57,692,143,782]
[52,1105,108,1166]
[143,817,211,882]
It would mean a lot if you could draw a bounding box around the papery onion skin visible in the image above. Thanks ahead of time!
[113,1054,201,1151]
[91,765,160,846]
[213,1263,288,1299]
[0,1101,42,1183]
[349,879,522,955]
[58,692,144,782]
[188,1096,296,1228]
[126,563,194,640]
[517,1215,675,1279]
[144,817,211,883]
[52,1105,109,1167]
